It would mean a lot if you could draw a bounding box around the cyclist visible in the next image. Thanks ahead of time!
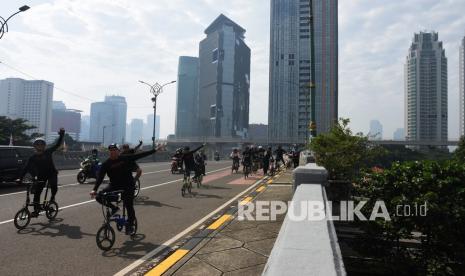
[230,148,241,173]
[193,152,206,181]
[274,145,287,169]
[263,147,272,175]
[172,148,184,172]
[181,144,205,182]
[90,143,163,235]
[20,128,65,217]
[242,146,252,174]
[200,150,207,176]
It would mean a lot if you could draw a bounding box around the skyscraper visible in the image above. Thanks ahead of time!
[460,36,465,138]
[80,115,90,141]
[198,14,250,138]
[393,128,405,141]
[268,0,338,143]
[405,32,448,146]
[176,56,199,138]
[51,101,81,141]
[369,120,383,140]
[143,114,161,141]
[129,119,144,144]
[0,78,54,141]
[89,96,127,145]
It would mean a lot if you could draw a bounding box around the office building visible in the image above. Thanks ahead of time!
[176,56,200,138]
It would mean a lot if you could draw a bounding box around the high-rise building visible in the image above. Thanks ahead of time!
[0,78,54,141]
[393,128,405,141]
[176,56,199,138]
[405,32,448,147]
[249,124,268,141]
[369,120,383,140]
[143,114,161,142]
[268,0,338,143]
[89,96,127,145]
[80,115,90,141]
[198,14,250,138]
[51,101,81,141]
[460,36,465,138]
[129,119,144,144]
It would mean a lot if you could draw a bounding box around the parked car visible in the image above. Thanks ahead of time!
[0,146,34,183]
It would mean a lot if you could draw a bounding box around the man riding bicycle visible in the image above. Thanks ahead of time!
[90,143,163,235]
[20,128,65,217]
[242,146,252,172]
[181,144,205,181]
[230,148,241,173]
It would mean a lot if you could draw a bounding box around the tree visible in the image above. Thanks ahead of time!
[308,118,384,180]
[454,136,465,162]
[0,116,42,146]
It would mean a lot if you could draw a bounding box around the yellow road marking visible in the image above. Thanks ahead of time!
[207,214,233,230]
[145,249,189,276]
[239,196,253,206]
[267,180,273,184]
[256,186,265,192]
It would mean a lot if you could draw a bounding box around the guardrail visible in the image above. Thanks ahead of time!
[262,163,346,276]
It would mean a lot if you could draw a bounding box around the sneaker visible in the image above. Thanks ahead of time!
[31,211,39,218]
[125,225,134,235]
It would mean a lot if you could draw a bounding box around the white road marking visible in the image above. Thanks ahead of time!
[0,167,231,226]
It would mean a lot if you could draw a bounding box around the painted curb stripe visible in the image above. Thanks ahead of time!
[239,196,253,205]
[142,174,273,276]
[145,249,189,276]
[207,214,233,230]
[267,180,273,184]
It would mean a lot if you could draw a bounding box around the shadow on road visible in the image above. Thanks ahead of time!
[134,196,181,209]
[102,233,161,260]
[202,185,231,190]
[188,192,223,199]
[17,218,95,239]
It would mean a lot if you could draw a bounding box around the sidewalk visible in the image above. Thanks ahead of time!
[141,169,293,276]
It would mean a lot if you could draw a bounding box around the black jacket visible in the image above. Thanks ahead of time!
[21,134,64,180]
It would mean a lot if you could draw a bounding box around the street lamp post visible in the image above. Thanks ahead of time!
[138,80,176,148]
[0,5,30,41]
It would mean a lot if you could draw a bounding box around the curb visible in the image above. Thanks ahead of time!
[138,170,288,276]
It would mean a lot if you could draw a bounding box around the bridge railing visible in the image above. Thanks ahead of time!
[262,162,346,276]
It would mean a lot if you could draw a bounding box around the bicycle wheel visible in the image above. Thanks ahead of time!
[96,224,116,251]
[134,179,141,198]
[77,171,87,184]
[181,181,186,197]
[45,201,59,220]
[14,207,31,230]
[187,179,192,194]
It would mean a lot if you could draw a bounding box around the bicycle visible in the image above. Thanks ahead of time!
[181,174,193,197]
[14,178,59,230]
[231,158,240,174]
[95,190,138,251]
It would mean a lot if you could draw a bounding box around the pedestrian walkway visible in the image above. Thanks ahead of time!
[139,169,294,276]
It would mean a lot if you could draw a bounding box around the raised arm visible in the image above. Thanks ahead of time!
[190,144,205,154]
[47,128,65,153]
[119,148,157,162]
[134,140,143,151]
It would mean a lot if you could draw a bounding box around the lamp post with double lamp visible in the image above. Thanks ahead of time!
[102,124,115,147]
[138,80,176,148]
[0,5,30,41]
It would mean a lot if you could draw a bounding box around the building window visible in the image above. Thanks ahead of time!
[289,60,295,66]
[289,54,295,59]
[212,48,218,63]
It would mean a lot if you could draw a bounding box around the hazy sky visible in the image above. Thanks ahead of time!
[0,0,464,139]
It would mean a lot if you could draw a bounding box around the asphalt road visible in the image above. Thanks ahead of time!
[0,160,262,275]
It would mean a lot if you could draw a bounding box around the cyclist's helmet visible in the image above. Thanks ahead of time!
[108,143,119,150]
[32,138,46,146]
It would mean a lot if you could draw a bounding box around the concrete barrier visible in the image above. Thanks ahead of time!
[263,164,345,276]
[293,163,328,191]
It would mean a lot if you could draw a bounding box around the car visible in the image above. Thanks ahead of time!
[0,146,34,183]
